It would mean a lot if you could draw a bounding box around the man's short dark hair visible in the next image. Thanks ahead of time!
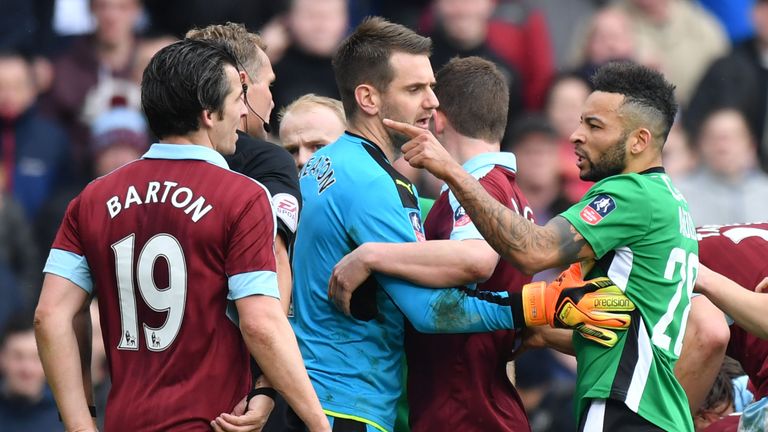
[591,62,678,147]
[434,56,509,143]
[332,16,432,118]
[141,39,240,139]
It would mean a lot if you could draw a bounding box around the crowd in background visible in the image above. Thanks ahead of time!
[1,0,766,430]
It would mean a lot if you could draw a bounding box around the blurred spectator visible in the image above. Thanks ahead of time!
[143,0,287,39]
[699,0,755,44]
[686,0,768,172]
[616,0,728,104]
[662,121,698,181]
[89,106,148,176]
[35,106,148,261]
[503,115,570,284]
[278,94,346,171]
[43,0,143,179]
[426,0,524,121]
[486,0,555,110]
[270,0,347,127]
[544,72,592,203]
[0,52,71,219]
[676,108,768,226]
[536,0,601,69]
[0,313,62,432]
[503,115,570,224]
[568,7,654,80]
[131,35,177,83]
[0,166,40,310]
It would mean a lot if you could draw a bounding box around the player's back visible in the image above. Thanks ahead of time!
[697,222,768,399]
[406,154,531,432]
[67,149,271,430]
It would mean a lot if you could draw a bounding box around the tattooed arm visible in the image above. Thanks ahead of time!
[387,118,595,273]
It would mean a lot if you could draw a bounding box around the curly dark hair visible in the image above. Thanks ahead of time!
[591,62,678,146]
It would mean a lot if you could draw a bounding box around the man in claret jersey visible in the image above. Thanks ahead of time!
[34,38,329,432]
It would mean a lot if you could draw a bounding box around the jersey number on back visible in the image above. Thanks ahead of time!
[112,234,187,352]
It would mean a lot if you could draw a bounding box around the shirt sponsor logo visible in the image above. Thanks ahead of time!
[409,211,426,242]
[272,193,299,233]
[579,194,616,225]
[453,206,471,227]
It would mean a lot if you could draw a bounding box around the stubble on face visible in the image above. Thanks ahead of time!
[580,129,629,182]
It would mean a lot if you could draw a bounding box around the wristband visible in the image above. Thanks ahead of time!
[245,387,277,410]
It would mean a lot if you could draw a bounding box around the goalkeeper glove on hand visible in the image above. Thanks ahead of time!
[521,263,635,347]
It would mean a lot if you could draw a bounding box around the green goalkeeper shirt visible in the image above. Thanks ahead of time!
[560,167,697,432]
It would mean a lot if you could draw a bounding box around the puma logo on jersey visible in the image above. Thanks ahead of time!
[396,179,413,195]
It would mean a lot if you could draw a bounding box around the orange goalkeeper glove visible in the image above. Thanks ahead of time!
[521,263,635,347]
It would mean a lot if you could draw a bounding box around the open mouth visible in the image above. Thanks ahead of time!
[415,119,430,129]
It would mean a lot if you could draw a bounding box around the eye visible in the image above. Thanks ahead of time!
[312,144,327,152]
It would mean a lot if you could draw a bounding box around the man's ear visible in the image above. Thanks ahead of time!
[200,109,215,129]
[355,84,380,116]
[630,128,652,154]
[433,110,447,136]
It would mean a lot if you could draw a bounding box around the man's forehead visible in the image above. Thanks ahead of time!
[389,51,435,82]
[583,91,624,116]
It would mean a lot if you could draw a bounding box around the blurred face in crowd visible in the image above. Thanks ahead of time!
[0,330,46,400]
[514,132,561,191]
[280,104,345,170]
[546,77,591,140]
[697,109,756,178]
[289,0,348,57]
[435,0,495,47]
[379,52,439,150]
[570,91,631,182]
[95,144,144,176]
[0,56,36,119]
[662,123,696,179]
[753,1,768,44]
[243,49,277,139]
[209,65,248,155]
[587,9,636,64]
[92,0,141,47]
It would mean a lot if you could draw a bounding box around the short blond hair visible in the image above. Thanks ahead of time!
[185,22,267,80]
[278,94,346,125]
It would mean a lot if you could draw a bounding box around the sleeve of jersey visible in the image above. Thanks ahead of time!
[348,176,517,333]
[448,175,510,241]
[225,189,279,301]
[559,176,652,258]
[255,147,301,245]
[43,195,94,294]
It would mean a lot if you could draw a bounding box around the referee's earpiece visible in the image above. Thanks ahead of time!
[240,81,272,134]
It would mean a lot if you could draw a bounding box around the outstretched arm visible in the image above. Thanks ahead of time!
[387,119,595,273]
[695,265,768,339]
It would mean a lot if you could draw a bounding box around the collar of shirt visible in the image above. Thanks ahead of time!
[462,151,517,174]
[142,143,230,170]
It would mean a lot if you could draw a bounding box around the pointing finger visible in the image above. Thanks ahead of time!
[383,118,427,138]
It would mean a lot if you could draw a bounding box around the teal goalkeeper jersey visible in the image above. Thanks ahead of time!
[291,132,518,432]
[560,167,698,432]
